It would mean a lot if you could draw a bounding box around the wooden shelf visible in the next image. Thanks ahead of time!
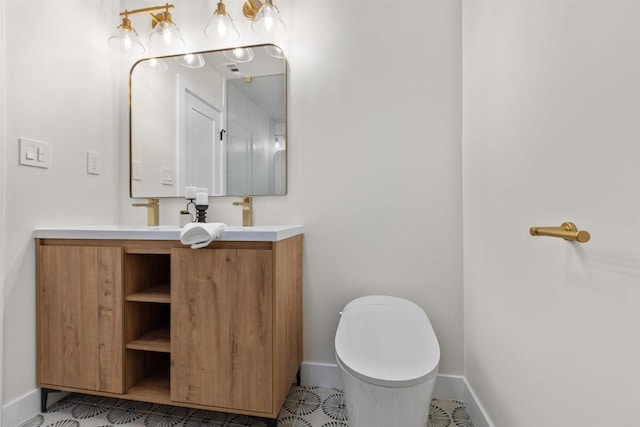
[126,328,170,353]
[126,369,171,404]
[126,285,170,303]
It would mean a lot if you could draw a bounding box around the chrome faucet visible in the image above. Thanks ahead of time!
[232,196,253,226]
[132,198,160,226]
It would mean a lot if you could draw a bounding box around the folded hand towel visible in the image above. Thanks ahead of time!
[180,222,227,249]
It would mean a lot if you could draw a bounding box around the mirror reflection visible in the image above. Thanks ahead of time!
[130,44,286,198]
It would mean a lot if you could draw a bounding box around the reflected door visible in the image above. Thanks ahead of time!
[184,91,225,195]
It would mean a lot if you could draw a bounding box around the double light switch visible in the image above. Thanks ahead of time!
[19,138,50,169]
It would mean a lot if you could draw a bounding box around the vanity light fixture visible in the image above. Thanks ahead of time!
[245,0,286,38]
[204,0,240,43]
[109,3,185,54]
[205,0,286,42]
[108,14,145,53]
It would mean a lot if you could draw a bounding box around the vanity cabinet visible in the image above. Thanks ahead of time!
[37,245,125,394]
[36,234,302,421]
[171,247,273,412]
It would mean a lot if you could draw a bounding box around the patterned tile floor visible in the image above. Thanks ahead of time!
[19,385,474,427]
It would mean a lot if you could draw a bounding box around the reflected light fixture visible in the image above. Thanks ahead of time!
[175,53,206,68]
[264,45,284,59]
[109,3,185,54]
[223,47,255,63]
[142,57,169,72]
[205,0,240,43]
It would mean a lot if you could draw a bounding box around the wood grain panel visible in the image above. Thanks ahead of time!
[126,285,170,303]
[171,248,273,413]
[124,254,170,296]
[37,245,124,393]
[125,350,168,393]
[273,235,304,411]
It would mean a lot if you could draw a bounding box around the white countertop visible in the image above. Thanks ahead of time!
[33,225,303,242]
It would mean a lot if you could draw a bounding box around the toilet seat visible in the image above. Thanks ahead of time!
[335,295,440,388]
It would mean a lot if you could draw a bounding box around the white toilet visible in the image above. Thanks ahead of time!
[335,295,440,427]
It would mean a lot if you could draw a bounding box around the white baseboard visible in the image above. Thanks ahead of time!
[5,366,493,427]
[301,361,491,427]
[3,389,69,427]
[300,361,343,390]
[463,378,494,427]
[3,389,39,427]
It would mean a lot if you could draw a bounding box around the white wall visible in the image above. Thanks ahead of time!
[0,0,6,425]
[0,2,463,422]
[118,0,464,375]
[5,1,639,426]
[3,0,120,418]
[463,1,640,425]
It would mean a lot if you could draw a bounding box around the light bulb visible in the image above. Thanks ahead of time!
[263,17,273,32]
[217,21,227,37]
[123,34,132,50]
[163,26,172,45]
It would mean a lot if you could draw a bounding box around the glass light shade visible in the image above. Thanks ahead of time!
[264,45,284,59]
[205,11,240,42]
[175,53,206,68]
[108,27,145,54]
[223,47,255,63]
[251,3,286,37]
[142,57,169,72]
[150,21,186,49]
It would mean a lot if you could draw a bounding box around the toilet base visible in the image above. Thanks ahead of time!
[338,358,438,427]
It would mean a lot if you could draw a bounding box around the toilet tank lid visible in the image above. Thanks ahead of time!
[335,296,440,387]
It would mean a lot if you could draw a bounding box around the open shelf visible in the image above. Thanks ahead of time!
[126,285,170,303]
[126,352,171,403]
[126,328,170,353]
[126,369,171,403]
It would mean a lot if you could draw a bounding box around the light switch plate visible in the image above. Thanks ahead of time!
[19,138,50,168]
[87,151,102,175]
[161,167,174,186]
[132,160,142,181]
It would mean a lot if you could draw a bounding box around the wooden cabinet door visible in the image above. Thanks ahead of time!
[171,248,273,413]
[37,245,124,393]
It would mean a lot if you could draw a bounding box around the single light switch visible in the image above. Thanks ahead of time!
[161,167,174,186]
[132,160,142,181]
[87,151,102,175]
[26,146,35,160]
[37,147,46,162]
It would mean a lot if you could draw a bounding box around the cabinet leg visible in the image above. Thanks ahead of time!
[40,388,60,412]
[262,417,278,427]
[296,368,301,386]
